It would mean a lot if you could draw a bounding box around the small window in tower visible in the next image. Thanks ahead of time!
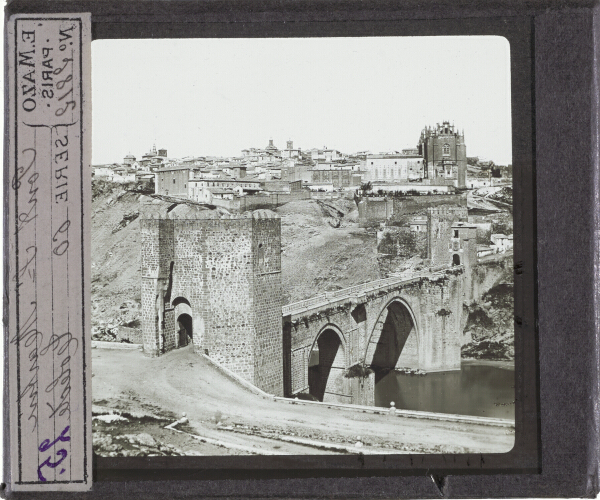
[454,229,459,238]
[443,144,450,156]
[173,178,176,184]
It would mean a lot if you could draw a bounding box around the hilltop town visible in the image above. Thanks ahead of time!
[93,121,510,199]
[92,122,513,356]
[91,122,515,457]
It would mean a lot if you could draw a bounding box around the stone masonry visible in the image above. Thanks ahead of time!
[140,197,283,396]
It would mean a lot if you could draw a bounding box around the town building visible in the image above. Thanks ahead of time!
[490,233,514,253]
[311,166,360,189]
[281,140,301,159]
[261,180,303,194]
[187,178,262,203]
[363,153,424,182]
[410,216,428,232]
[123,153,136,165]
[155,165,192,197]
[280,163,312,183]
[93,164,137,183]
[310,148,343,162]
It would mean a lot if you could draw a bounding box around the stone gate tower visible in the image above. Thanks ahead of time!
[140,199,283,396]
[427,205,477,302]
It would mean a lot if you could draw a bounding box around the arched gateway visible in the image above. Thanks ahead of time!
[307,325,350,403]
[364,299,418,378]
[172,297,192,347]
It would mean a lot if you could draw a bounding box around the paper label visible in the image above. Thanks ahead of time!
[6,14,92,491]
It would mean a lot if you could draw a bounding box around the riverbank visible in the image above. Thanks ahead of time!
[462,358,515,370]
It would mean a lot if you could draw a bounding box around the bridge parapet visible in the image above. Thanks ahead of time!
[282,265,464,318]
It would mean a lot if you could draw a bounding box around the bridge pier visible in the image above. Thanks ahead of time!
[349,372,376,406]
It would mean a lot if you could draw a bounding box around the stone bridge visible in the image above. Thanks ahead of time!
[282,266,471,406]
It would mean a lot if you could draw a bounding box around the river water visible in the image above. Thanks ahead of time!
[374,362,515,419]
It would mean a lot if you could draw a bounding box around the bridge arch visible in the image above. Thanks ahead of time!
[307,324,349,403]
[364,297,419,374]
[172,296,193,347]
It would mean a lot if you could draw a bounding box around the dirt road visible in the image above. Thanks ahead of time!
[92,346,514,456]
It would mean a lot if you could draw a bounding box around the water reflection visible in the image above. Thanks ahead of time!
[374,363,514,419]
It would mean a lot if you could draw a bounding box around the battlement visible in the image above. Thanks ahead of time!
[140,196,280,222]
[427,205,468,218]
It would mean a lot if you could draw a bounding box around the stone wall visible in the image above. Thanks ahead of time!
[209,191,310,212]
[391,193,467,220]
[357,193,467,227]
[252,213,284,396]
[357,197,394,227]
[116,326,142,344]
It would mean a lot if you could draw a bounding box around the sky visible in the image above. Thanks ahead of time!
[92,36,512,165]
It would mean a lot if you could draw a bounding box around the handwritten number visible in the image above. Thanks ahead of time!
[52,57,73,76]
[56,74,72,90]
[57,87,73,102]
[12,148,36,190]
[37,449,67,482]
[52,220,70,256]
[55,101,76,117]
[39,425,70,452]
[37,426,70,482]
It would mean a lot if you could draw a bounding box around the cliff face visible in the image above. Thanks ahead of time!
[461,281,514,360]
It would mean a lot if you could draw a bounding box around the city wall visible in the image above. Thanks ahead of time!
[357,193,467,227]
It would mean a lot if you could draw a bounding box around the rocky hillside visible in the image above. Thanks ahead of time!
[91,183,381,332]
[91,183,145,337]
[276,199,380,304]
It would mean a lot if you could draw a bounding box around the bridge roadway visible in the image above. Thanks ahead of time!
[282,265,455,317]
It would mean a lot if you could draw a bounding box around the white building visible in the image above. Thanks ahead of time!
[490,234,513,253]
[410,216,428,232]
[364,154,424,182]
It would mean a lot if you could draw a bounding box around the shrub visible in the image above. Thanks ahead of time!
[344,364,374,379]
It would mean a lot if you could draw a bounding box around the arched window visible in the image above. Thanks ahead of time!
[442,143,450,156]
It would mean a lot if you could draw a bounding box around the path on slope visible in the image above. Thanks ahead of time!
[92,346,514,455]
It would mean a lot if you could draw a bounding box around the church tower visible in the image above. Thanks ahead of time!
[417,121,467,188]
